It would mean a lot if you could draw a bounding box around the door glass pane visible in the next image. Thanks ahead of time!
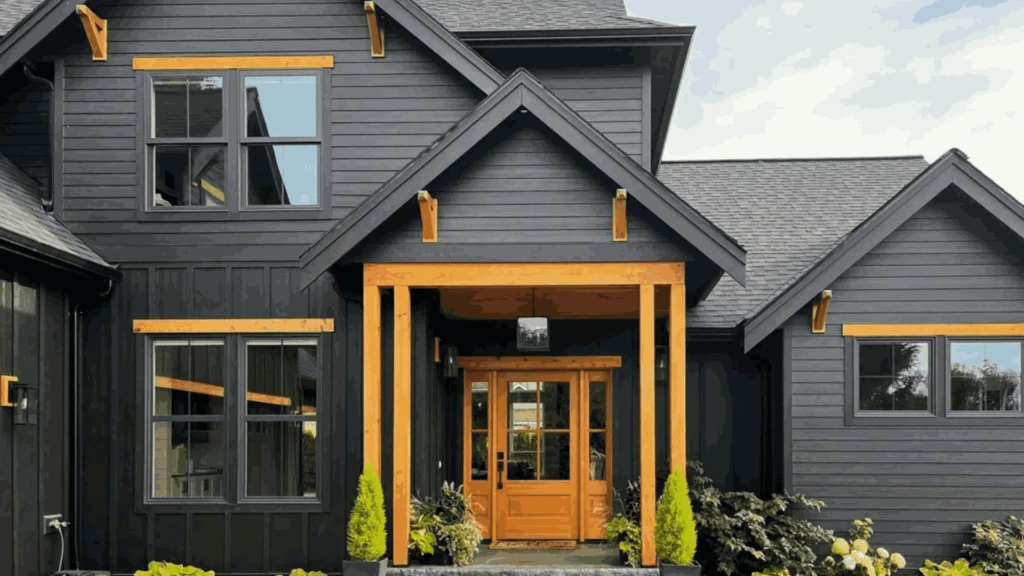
[471,381,488,430]
[246,421,317,498]
[540,382,570,429]
[507,432,537,480]
[508,382,538,430]
[589,381,606,429]
[589,432,607,480]
[540,432,570,480]
[152,422,225,499]
[470,432,488,480]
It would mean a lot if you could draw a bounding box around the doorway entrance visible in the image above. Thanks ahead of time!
[462,357,617,542]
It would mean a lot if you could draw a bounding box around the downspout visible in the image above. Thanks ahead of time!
[22,63,55,212]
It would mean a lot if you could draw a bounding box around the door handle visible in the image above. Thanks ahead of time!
[0,375,15,408]
[497,452,504,490]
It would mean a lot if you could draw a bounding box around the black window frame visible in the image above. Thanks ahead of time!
[136,69,330,221]
[139,333,329,512]
[848,337,936,422]
[946,338,1024,419]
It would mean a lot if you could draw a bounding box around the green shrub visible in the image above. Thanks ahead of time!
[606,515,642,568]
[818,518,906,576]
[919,558,993,576]
[134,561,214,576]
[689,461,832,576]
[347,465,387,561]
[409,494,441,557]
[962,516,1024,575]
[655,467,697,566]
[277,570,327,576]
[753,569,791,576]
[434,482,481,567]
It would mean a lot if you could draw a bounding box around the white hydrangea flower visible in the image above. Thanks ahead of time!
[876,547,889,559]
[842,555,857,570]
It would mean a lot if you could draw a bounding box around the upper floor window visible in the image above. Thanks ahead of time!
[950,341,1022,413]
[855,340,931,413]
[146,70,322,212]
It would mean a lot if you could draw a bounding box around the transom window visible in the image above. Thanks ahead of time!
[145,70,322,211]
[950,341,1022,413]
[856,341,931,412]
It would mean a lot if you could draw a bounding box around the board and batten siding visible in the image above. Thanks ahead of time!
[785,197,1024,566]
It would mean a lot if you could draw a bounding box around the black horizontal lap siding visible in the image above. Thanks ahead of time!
[785,197,1024,567]
[0,70,52,187]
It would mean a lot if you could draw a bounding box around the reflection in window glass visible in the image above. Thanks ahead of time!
[246,340,318,415]
[244,75,316,138]
[152,75,223,138]
[540,433,570,480]
[858,342,930,411]
[507,432,537,480]
[154,341,224,416]
[471,382,488,430]
[951,341,1022,412]
[589,432,606,480]
[152,422,225,499]
[245,144,317,206]
[246,421,317,498]
[153,145,226,208]
[508,382,538,430]
[589,382,606,429]
[540,382,570,429]
[470,433,488,481]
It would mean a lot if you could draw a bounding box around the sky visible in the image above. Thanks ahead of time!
[625,0,1024,200]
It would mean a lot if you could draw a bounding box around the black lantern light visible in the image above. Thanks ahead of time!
[516,289,550,352]
[443,345,460,378]
[655,345,669,382]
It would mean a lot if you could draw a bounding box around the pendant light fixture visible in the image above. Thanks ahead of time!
[516,288,550,352]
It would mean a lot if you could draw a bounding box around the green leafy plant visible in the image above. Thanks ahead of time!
[434,482,482,567]
[134,561,214,576]
[276,570,327,576]
[818,518,907,576]
[606,514,642,568]
[754,569,792,576]
[347,465,387,562]
[409,494,441,557]
[655,467,697,566]
[919,558,993,576]
[962,516,1024,575]
[689,461,832,576]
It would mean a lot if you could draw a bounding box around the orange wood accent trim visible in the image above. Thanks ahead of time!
[363,285,382,473]
[439,287,673,320]
[76,5,107,61]
[417,191,438,243]
[811,290,832,334]
[393,285,412,566]
[434,337,441,363]
[669,282,686,473]
[364,1,385,58]
[459,356,622,370]
[132,55,335,70]
[133,318,334,334]
[578,369,587,541]
[613,189,628,242]
[0,375,17,408]
[364,262,684,287]
[842,323,1024,337]
[639,285,656,566]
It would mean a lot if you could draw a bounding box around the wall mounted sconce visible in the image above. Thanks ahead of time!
[655,345,669,382]
[444,346,460,378]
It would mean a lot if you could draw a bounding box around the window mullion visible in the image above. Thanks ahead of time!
[227,70,241,214]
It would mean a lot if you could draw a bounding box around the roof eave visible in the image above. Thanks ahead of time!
[0,228,119,281]
[457,25,695,47]
[0,0,79,77]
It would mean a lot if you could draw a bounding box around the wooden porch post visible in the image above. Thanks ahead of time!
[669,281,686,472]
[363,283,381,472]
[393,286,412,566]
[639,284,657,566]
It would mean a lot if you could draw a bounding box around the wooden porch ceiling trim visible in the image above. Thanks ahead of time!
[439,286,671,319]
[843,323,1024,337]
[364,262,684,287]
[458,356,622,370]
[132,318,334,333]
[132,55,335,70]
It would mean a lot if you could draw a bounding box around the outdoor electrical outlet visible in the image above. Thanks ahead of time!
[43,514,63,535]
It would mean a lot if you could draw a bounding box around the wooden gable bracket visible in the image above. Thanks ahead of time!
[76,5,108,61]
[417,190,438,243]
[811,289,833,334]
[364,1,385,58]
[613,188,628,242]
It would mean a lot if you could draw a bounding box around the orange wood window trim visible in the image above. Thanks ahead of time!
[364,262,684,287]
[364,1,385,57]
[613,189,628,242]
[811,290,832,334]
[459,356,622,370]
[393,286,412,566]
[0,375,16,408]
[638,285,656,566]
[417,191,438,243]
[669,282,686,472]
[132,55,335,71]
[133,318,334,334]
[364,286,382,473]
[842,323,1024,337]
[76,5,107,61]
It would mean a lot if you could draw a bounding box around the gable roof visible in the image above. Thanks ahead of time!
[0,153,117,278]
[739,149,1024,351]
[659,156,927,335]
[299,68,746,288]
[0,0,39,35]
[414,0,673,33]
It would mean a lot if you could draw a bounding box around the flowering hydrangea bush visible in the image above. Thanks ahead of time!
[818,519,907,576]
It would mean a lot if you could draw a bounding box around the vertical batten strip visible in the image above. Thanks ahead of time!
[363,283,382,472]
[639,284,656,566]
[669,282,686,472]
[393,285,412,566]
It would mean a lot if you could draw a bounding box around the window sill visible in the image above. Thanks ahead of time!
[845,412,1024,427]
[139,499,326,514]
[137,207,330,222]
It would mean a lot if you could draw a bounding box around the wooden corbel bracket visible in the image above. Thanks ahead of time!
[76,5,108,61]
[811,290,833,334]
[418,191,437,243]
[1,375,17,408]
[364,1,385,58]
[613,189,628,242]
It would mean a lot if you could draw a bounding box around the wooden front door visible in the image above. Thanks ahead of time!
[463,358,614,542]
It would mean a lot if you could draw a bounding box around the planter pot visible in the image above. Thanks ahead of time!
[659,561,701,576]
[343,558,388,576]
[413,549,452,566]
[618,549,628,566]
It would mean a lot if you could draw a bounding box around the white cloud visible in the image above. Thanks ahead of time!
[781,2,803,16]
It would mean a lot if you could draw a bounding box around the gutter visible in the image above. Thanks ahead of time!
[22,63,54,212]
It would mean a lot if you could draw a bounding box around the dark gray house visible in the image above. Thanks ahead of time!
[0,0,1022,574]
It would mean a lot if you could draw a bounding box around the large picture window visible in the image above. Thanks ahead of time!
[855,341,930,413]
[950,341,1022,413]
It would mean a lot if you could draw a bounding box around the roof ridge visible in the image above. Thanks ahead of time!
[661,155,927,164]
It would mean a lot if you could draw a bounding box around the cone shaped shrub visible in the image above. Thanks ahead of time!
[347,465,387,561]
[655,467,697,566]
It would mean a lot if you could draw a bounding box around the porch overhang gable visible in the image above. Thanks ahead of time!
[0,0,81,76]
[299,69,747,289]
[742,149,1024,352]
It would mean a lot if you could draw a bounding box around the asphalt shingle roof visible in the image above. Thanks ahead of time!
[0,0,39,35]
[413,0,672,33]
[658,157,929,329]
[0,153,114,274]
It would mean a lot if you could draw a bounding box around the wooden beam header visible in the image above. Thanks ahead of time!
[364,262,684,288]
[132,55,335,71]
[843,323,1024,337]
[458,356,622,370]
[133,318,334,334]
[76,5,107,61]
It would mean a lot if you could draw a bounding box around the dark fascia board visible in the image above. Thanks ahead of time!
[0,229,119,281]
[651,42,688,174]
[299,68,746,288]
[456,26,695,48]
[742,149,1024,352]
[0,0,80,76]
[374,0,503,94]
